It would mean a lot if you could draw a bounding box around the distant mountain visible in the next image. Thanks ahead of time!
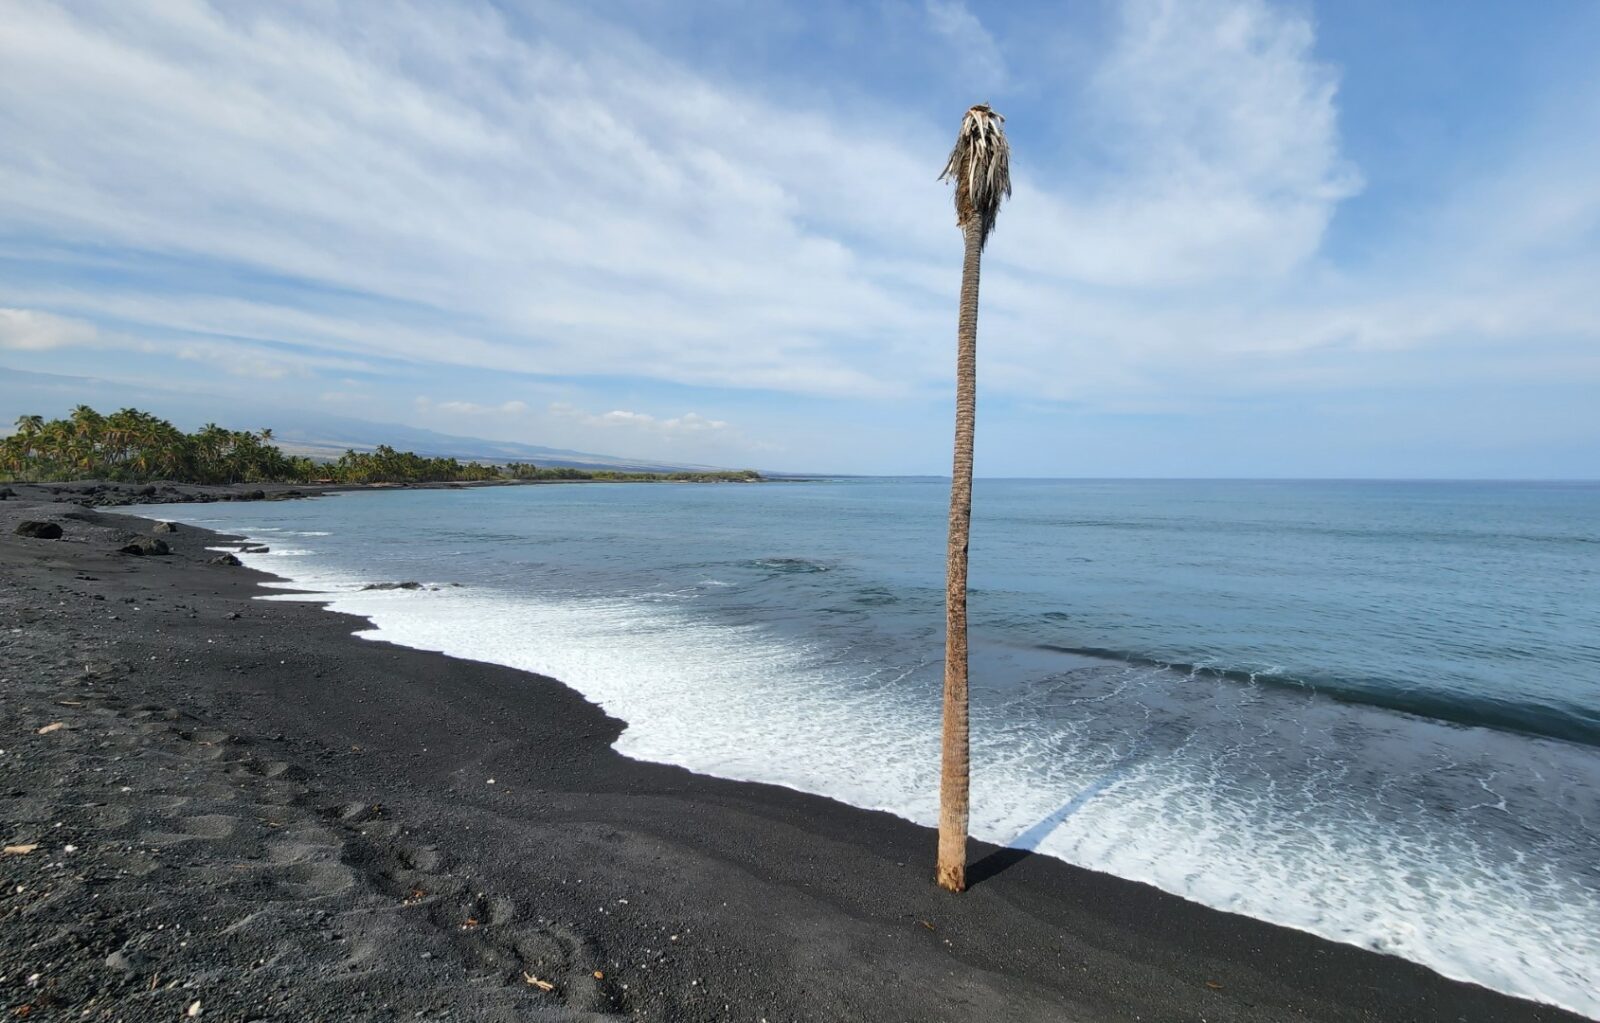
[267,413,730,472]
[0,365,735,473]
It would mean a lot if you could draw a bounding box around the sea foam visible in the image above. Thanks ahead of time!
[235,553,1600,1020]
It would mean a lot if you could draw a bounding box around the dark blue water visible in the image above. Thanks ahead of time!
[146,479,1600,1015]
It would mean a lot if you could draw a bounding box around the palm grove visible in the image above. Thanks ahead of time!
[2,405,758,485]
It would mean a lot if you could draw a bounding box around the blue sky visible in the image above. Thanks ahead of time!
[2,0,1597,476]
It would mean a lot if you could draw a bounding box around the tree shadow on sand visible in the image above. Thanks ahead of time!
[967,745,1151,888]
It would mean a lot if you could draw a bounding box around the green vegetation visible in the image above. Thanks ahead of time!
[1,405,761,486]
[325,445,500,484]
[5,406,310,484]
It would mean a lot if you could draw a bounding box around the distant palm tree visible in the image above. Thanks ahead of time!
[12,415,44,479]
[936,104,1011,893]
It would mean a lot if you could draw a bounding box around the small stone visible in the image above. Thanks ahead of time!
[105,949,148,975]
[187,999,202,1017]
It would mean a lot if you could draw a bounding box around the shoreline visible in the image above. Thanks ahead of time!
[2,489,1588,1021]
[0,472,785,512]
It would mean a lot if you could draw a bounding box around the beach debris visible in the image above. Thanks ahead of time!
[186,999,203,1017]
[1205,980,1224,990]
[522,973,556,992]
[36,722,67,734]
[14,521,63,540]
[593,970,605,980]
[403,887,427,905]
[461,917,479,930]
[3,844,40,855]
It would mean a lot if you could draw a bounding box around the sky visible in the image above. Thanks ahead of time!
[1,0,1597,477]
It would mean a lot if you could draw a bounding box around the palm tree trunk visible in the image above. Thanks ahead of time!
[937,219,984,893]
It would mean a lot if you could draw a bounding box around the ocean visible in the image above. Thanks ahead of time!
[147,478,1600,1016]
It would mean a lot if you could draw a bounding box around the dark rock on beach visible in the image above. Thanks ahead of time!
[153,520,178,532]
[118,536,170,556]
[13,519,62,539]
[360,580,425,590]
[209,552,243,566]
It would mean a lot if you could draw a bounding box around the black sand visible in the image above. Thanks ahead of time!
[1,486,1587,1022]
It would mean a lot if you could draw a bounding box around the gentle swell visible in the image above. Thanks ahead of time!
[1038,644,1600,749]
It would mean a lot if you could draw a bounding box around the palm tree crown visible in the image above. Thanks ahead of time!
[939,104,1012,249]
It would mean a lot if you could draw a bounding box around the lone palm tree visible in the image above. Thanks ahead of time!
[936,103,1011,893]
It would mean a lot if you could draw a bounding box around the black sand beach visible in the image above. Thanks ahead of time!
[1,485,1587,1022]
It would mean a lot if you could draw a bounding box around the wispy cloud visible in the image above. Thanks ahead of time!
[0,0,1364,404]
[924,1,1008,92]
[0,307,97,350]
[0,0,1594,473]
[415,397,531,417]
[405,396,763,460]
[551,403,731,435]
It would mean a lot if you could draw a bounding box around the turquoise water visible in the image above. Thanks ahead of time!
[149,479,1600,1016]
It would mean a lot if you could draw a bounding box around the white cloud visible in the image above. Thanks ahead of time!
[415,397,531,416]
[998,0,1360,287]
[553,403,731,435]
[1,0,1591,454]
[170,341,304,379]
[401,396,766,463]
[924,1,1008,92]
[0,308,97,350]
[0,0,1372,408]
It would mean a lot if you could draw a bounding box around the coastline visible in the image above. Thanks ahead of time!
[0,473,775,512]
[2,490,1588,1022]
